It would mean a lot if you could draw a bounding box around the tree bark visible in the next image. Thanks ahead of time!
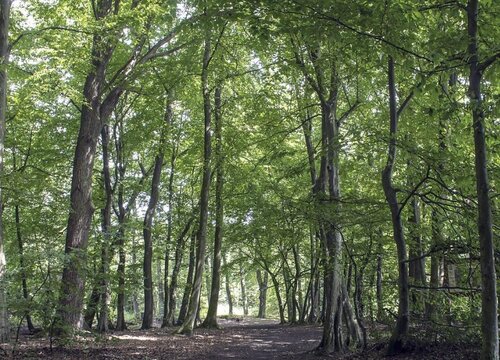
[55,1,117,334]
[177,231,196,325]
[376,239,383,322]
[97,125,113,333]
[14,205,35,332]
[0,0,11,342]
[256,270,268,318]
[83,284,100,330]
[223,255,233,315]
[383,56,409,356]
[160,142,177,327]
[203,86,224,328]
[163,212,195,327]
[239,264,248,316]
[177,31,212,335]
[142,98,172,329]
[467,1,499,358]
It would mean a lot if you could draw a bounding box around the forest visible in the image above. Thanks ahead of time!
[0,0,498,359]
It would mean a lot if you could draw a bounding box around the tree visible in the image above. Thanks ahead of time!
[202,85,224,328]
[142,93,173,329]
[466,1,499,358]
[0,0,10,343]
[382,56,409,355]
[177,26,213,335]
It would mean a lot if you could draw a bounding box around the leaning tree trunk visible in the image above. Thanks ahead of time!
[203,86,224,329]
[467,1,499,358]
[177,32,212,336]
[0,0,10,342]
[383,56,409,356]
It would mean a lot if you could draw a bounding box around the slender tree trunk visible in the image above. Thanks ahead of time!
[0,0,10,342]
[383,56,409,355]
[223,255,233,315]
[177,32,212,336]
[158,260,165,321]
[426,109,447,320]
[204,256,211,305]
[426,210,441,320]
[408,199,425,285]
[203,87,224,328]
[177,232,196,325]
[97,125,113,333]
[141,158,162,329]
[467,2,498,358]
[256,270,268,318]
[163,213,194,327]
[142,96,172,329]
[115,127,128,330]
[292,244,302,323]
[376,240,383,322]
[161,145,177,326]
[270,272,286,324]
[342,283,363,348]
[14,205,35,332]
[115,224,127,330]
[239,265,248,316]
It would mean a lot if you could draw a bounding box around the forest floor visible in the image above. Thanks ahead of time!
[3,318,480,359]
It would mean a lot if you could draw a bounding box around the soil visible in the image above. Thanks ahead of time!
[3,318,481,359]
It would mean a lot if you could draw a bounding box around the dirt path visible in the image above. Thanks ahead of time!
[11,318,324,359]
[9,318,481,359]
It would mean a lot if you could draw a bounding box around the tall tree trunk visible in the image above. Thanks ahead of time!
[97,125,113,333]
[177,31,212,336]
[203,86,224,328]
[161,143,177,327]
[158,260,165,322]
[223,255,233,315]
[177,231,196,325]
[467,1,498,358]
[55,0,118,333]
[239,264,248,316]
[256,270,268,318]
[163,212,195,327]
[142,98,172,329]
[115,225,127,331]
[408,199,425,286]
[14,205,35,332]
[204,255,211,304]
[376,237,384,322]
[383,56,409,356]
[292,244,302,323]
[270,271,286,324]
[0,0,10,342]
[426,100,447,320]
